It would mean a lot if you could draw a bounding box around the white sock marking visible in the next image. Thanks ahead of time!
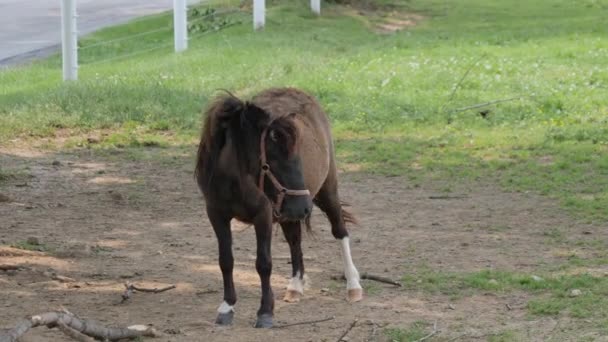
[340,237,362,290]
[287,271,304,294]
[217,301,234,314]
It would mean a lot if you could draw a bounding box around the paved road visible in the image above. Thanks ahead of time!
[0,0,200,65]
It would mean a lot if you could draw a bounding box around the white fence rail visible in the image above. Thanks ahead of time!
[60,0,322,81]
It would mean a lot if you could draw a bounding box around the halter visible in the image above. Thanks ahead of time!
[258,127,310,218]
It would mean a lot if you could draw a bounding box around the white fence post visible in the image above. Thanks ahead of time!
[173,0,188,52]
[61,0,78,81]
[311,0,320,15]
[253,0,265,30]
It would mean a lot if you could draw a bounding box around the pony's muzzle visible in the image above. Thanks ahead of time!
[280,195,313,221]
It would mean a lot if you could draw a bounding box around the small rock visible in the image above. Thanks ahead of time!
[108,191,123,202]
[531,275,544,282]
[52,160,61,166]
[488,279,498,285]
[448,304,455,310]
[320,288,330,293]
[26,236,40,245]
[354,238,361,243]
[0,194,11,203]
[569,289,582,297]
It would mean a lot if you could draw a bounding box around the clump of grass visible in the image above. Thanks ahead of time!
[402,269,608,322]
[11,240,50,252]
[385,321,431,342]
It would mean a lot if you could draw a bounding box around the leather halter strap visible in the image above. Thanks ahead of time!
[258,127,310,217]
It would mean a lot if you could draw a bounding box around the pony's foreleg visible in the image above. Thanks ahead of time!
[253,209,275,328]
[280,221,305,303]
[207,207,236,325]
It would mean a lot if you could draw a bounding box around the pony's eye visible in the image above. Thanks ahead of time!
[269,129,279,142]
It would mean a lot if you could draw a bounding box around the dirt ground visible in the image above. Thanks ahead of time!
[0,146,603,341]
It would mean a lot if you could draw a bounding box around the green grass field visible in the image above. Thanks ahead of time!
[1,0,608,339]
[2,0,606,223]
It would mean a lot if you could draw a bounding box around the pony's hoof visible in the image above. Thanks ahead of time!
[283,290,302,303]
[347,288,363,302]
[215,312,234,326]
[254,313,273,328]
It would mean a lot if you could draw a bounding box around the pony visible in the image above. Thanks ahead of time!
[195,87,363,328]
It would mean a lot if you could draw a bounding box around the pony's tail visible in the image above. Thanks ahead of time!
[304,200,358,239]
[340,200,359,226]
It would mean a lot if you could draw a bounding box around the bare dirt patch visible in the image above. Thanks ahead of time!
[0,147,602,341]
[337,7,423,34]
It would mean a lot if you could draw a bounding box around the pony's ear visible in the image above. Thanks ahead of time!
[204,94,245,130]
[243,102,271,129]
[217,96,245,127]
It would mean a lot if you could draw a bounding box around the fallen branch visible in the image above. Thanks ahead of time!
[273,316,335,329]
[441,54,487,112]
[56,322,95,342]
[366,321,379,342]
[429,195,468,200]
[452,96,528,113]
[0,310,159,342]
[333,273,402,287]
[0,265,25,271]
[336,319,358,342]
[414,320,439,342]
[43,271,77,283]
[121,282,176,302]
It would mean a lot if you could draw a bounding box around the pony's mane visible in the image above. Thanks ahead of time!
[195,90,300,194]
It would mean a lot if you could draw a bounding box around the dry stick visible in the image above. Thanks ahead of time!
[452,96,528,113]
[333,273,402,287]
[414,320,440,342]
[130,284,176,293]
[273,316,335,329]
[366,322,379,342]
[0,310,159,342]
[56,322,96,342]
[336,319,358,342]
[121,282,176,302]
[429,195,469,200]
[441,54,487,112]
[0,265,24,271]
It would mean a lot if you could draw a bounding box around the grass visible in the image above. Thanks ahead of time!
[2,0,606,222]
[400,268,608,328]
[385,321,431,342]
[11,240,50,252]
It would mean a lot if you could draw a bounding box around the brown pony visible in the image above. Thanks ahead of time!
[195,87,363,328]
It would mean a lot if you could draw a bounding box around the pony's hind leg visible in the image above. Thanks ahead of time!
[314,176,363,302]
[280,221,305,303]
[207,207,237,325]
